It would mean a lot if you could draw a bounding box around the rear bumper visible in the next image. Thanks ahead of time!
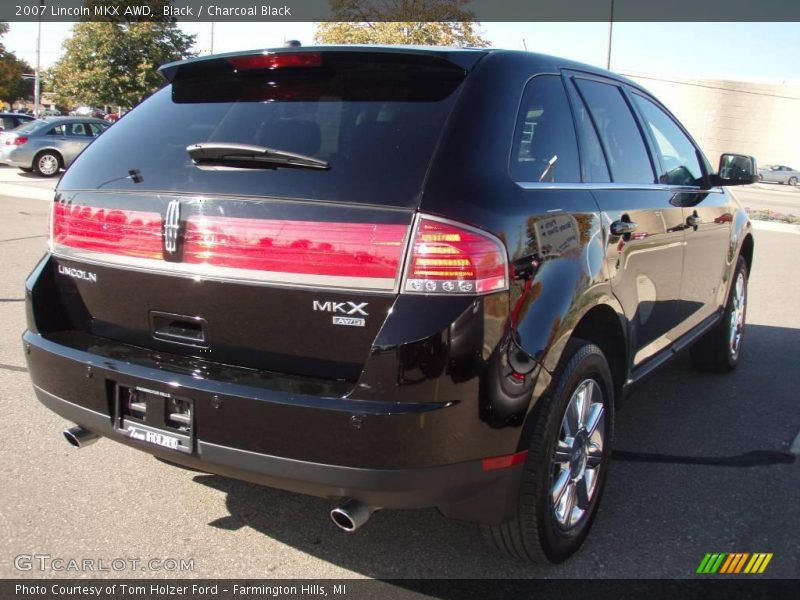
[0,147,33,168]
[24,330,524,524]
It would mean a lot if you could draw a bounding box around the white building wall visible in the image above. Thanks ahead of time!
[624,73,800,170]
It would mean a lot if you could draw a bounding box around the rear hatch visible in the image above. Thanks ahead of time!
[49,49,478,381]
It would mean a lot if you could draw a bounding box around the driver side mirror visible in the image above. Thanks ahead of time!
[710,153,758,186]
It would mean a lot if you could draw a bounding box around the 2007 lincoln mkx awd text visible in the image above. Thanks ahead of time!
[23,47,756,563]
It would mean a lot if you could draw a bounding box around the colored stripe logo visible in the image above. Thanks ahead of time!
[697,553,773,574]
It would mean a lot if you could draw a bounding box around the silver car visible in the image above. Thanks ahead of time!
[758,164,800,185]
[0,117,110,177]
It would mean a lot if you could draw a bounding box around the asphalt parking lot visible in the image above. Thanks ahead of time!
[0,181,798,580]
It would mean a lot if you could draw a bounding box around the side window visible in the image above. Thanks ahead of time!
[510,75,580,183]
[88,123,107,136]
[68,123,90,136]
[574,79,654,184]
[47,125,66,136]
[571,92,610,182]
[632,94,704,186]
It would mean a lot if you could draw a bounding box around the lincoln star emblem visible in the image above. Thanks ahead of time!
[164,199,181,255]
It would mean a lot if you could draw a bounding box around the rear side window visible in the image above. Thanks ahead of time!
[16,122,39,135]
[571,92,610,183]
[631,94,704,186]
[67,123,92,136]
[60,52,467,208]
[574,79,654,184]
[47,125,67,136]
[510,75,580,183]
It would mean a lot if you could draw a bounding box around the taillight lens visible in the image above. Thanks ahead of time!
[182,216,406,280]
[50,202,409,291]
[401,216,508,295]
[52,203,163,259]
[7,136,27,145]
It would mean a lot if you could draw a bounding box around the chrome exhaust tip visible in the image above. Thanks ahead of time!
[330,499,375,532]
[63,425,99,448]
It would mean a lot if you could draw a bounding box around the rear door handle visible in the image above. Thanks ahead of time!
[610,220,637,236]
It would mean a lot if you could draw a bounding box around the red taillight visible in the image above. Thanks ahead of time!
[51,203,409,291]
[7,136,27,145]
[182,216,406,279]
[401,216,508,295]
[52,203,163,259]
[227,52,322,71]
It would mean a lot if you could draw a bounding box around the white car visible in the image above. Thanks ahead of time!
[758,164,799,185]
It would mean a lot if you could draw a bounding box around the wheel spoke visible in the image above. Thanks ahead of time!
[562,482,576,525]
[553,439,573,465]
[551,469,571,506]
[579,383,593,429]
[585,403,604,437]
[587,445,603,467]
[565,395,580,436]
[575,475,591,509]
[584,467,598,498]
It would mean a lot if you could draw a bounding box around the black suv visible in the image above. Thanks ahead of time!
[23,47,755,563]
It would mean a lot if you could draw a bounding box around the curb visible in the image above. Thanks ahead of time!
[0,183,54,201]
[750,220,800,235]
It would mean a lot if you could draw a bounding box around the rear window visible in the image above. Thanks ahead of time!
[15,121,41,135]
[59,52,467,208]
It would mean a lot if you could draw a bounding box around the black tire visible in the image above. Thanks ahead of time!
[482,339,614,563]
[19,167,33,173]
[690,255,748,373]
[33,151,62,177]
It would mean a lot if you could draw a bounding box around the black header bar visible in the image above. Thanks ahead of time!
[4,0,800,22]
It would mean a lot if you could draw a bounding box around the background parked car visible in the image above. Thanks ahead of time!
[103,112,123,123]
[0,117,110,177]
[0,112,35,132]
[758,164,799,185]
[37,108,62,117]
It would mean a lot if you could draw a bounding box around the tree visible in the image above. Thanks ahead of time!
[48,11,194,109]
[0,22,32,107]
[315,0,488,47]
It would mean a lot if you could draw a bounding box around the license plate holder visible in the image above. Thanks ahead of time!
[114,385,194,454]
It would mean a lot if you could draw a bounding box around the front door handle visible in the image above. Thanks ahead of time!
[610,220,638,236]
[686,214,702,228]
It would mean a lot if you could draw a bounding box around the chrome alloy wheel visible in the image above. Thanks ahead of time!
[38,154,59,176]
[550,378,605,530]
[729,271,746,359]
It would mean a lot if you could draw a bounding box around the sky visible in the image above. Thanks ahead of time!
[3,21,799,85]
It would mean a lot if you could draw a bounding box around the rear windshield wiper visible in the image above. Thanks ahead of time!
[187,143,329,171]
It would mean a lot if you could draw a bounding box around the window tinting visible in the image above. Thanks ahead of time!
[47,125,66,136]
[572,94,610,182]
[510,75,580,183]
[575,79,654,184]
[632,94,703,186]
[59,52,467,208]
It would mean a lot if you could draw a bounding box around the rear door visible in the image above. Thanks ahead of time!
[566,73,687,368]
[51,50,474,381]
[628,91,732,334]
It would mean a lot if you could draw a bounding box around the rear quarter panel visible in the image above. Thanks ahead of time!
[419,52,623,423]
